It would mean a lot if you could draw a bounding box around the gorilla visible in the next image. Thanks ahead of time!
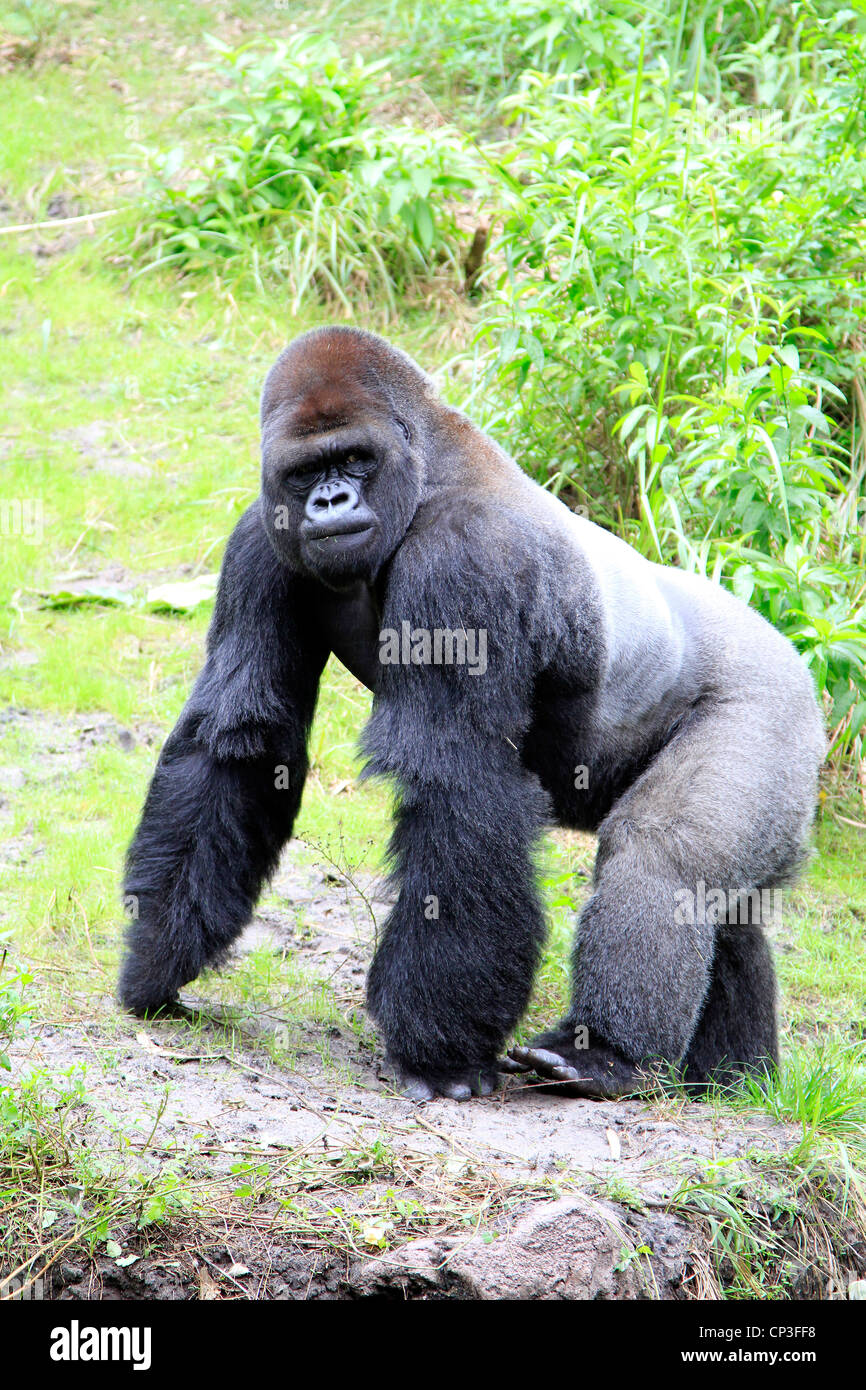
[119,327,825,1101]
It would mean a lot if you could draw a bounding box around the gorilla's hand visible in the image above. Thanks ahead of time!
[384,1056,501,1102]
[503,1024,646,1099]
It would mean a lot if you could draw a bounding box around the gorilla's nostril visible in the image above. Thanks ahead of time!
[303,476,362,529]
[326,490,352,509]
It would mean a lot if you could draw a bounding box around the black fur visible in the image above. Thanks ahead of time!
[119,327,825,1101]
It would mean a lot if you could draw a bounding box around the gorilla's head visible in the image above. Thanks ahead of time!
[259,327,430,589]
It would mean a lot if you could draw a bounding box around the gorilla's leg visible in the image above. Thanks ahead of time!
[119,507,327,1014]
[366,768,549,1100]
[510,698,818,1097]
[360,541,554,1100]
[509,911,779,1097]
[509,830,718,1097]
[682,920,778,1088]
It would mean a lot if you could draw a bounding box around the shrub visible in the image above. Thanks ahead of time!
[468,53,866,742]
[387,0,856,120]
[128,34,486,310]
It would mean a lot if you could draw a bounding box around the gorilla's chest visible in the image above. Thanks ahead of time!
[317,582,382,691]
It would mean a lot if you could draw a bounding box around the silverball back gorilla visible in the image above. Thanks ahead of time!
[119,327,825,1101]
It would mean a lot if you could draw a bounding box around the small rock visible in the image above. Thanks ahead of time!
[356,1197,691,1301]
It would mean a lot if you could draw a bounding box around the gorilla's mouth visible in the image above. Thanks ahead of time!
[302,520,375,548]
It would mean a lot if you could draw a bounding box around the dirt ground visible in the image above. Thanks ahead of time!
[5,709,865,1300]
[8,843,810,1300]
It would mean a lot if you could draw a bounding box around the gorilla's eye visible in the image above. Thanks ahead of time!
[396,418,411,442]
[284,466,323,492]
[342,451,376,477]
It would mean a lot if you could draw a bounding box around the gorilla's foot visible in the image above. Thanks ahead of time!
[504,1024,647,1099]
[385,1057,501,1102]
[118,948,185,1017]
[118,982,182,1018]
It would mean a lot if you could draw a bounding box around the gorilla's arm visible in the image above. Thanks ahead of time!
[119,504,328,1013]
[362,521,549,1099]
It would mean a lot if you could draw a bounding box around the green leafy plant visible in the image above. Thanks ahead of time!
[614,315,866,746]
[128,33,485,310]
[0,948,33,1073]
[386,0,858,121]
[467,37,866,755]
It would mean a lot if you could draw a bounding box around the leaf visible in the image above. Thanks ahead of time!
[361,1220,393,1249]
[358,159,386,187]
[387,179,413,218]
[778,343,800,371]
[135,1031,203,1063]
[38,583,133,610]
[848,701,866,739]
[146,575,218,612]
[731,566,755,604]
[197,1266,220,1300]
[831,683,858,721]
[105,1240,123,1259]
[524,334,545,370]
[413,199,435,251]
[628,360,648,387]
[617,403,652,441]
[795,405,830,433]
[410,166,433,199]
[161,147,186,179]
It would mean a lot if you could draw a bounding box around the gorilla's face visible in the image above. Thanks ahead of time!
[259,333,424,589]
